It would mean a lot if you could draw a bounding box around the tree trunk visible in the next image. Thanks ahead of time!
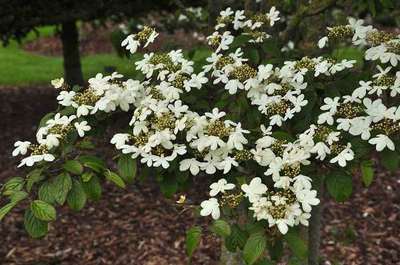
[60,21,84,86]
[208,0,222,31]
[308,176,324,265]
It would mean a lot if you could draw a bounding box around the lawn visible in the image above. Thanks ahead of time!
[0,26,138,86]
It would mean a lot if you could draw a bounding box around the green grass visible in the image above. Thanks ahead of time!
[0,26,138,86]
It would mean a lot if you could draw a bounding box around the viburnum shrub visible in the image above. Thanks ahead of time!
[2,6,400,264]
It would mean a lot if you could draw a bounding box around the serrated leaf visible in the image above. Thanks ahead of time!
[117,154,137,183]
[211,220,231,237]
[82,171,94,182]
[361,160,374,187]
[63,160,83,175]
[2,177,24,195]
[38,112,55,128]
[284,229,308,260]
[82,175,102,201]
[225,224,248,252]
[105,170,126,189]
[38,181,57,204]
[160,177,178,198]
[67,179,87,211]
[325,171,353,202]
[186,226,202,258]
[31,200,56,221]
[79,155,106,173]
[53,173,72,205]
[243,232,267,265]
[26,169,45,192]
[254,258,275,265]
[24,209,48,238]
[9,191,28,204]
[0,203,15,221]
[380,149,399,172]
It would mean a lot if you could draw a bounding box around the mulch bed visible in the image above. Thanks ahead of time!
[23,24,205,57]
[0,86,399,264]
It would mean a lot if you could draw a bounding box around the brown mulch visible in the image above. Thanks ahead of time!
[23,23,205,57]
[23,25,115,56]
[0,86,399,265]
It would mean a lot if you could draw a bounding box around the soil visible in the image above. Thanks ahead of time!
[0,86,399,265]
[23,24,205,57]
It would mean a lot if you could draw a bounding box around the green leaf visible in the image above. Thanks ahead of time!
[225,224,248,252]
[105,170,126,189]
[325,171,353,202]
[0,203,16,221]
[82,171,94,182]
[53,173,72,205]
[361,160,374,187]
[254,258,275,265]
[332,47,364,68]
[63,160,83,175]
[117,154,137,183]
[26,169,45,192]
[186,226,202,258]
[76,140,96,149]
[284,229,308,260]
[38,181,57,204]
[211,220,231,237]
[243,232,267,265]
[24,209,48,238]
[380,149,399,171]
[67,179,87,211]
[9,191,28,203]
[247,48,260,64]
[160,177,178,198]
[38,112,55,128]
[82,175,102,201]
[31,200,56,221]
[2,177,24,195]
[79,155,106,173]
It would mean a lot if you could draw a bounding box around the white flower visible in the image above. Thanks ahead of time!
[241,177,267,202]
[111,133,130,149]
[311,142,330,160]
[57,91,76,106]
[368,134,395,151]
[218,156,239,174]
[296,189,320,213]
[329,144,354,167]
[179,158,202,175]
[44,134,60,148]
[209,178,235,196]
[233,10,245,30]
[225,79,243,94]
[74,121,91,137]
[200,198,220,219]
[320,97,340,113]
[266,6,280,26]
[18,153,55,168]
[318,36,328,48]
[12,141,31,156]
[205,108,226,121]
[121,34,140,54]
[51,78,64,88]
[144,30,159,47]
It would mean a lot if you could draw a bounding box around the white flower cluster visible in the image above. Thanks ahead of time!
[180,108,250,175]
[121,26,159,54]
[317,18,400,152]
[13,72,142,167]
